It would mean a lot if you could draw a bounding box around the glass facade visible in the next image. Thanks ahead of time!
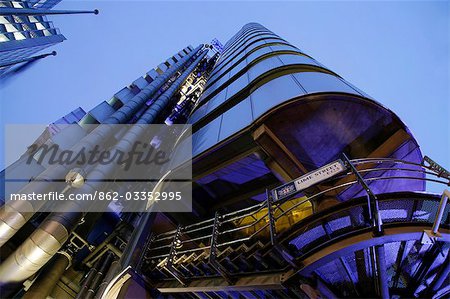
[190,22,425,207]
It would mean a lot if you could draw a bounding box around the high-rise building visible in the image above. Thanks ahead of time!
[27,0,61,10]
[0,23,448,299]
[0,0,64,76]
[0,0,97,77]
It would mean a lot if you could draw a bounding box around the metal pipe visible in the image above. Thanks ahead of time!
[22,252,71,299]
[375,245,389,299]
[0,202,81,282]
[119,212,157,270]
[0,8,99,16]
[75,267,98,299]
[0,51,56,68]
[94,259,120,299]
[0,47,207,283]
[135,50,208,125]
[85,252,115,299]
[0,45,203,247]
[432,189,449,234]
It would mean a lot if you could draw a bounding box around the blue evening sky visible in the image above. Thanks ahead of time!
[0,1,448,192]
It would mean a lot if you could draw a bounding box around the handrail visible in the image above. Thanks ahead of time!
[144,157,450,266]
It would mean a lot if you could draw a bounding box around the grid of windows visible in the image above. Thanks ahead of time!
[0,0,65,76]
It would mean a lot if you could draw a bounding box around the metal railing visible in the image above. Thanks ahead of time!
[142,156,450,281]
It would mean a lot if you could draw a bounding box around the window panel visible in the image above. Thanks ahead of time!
[277,54,319,67]
[219,97,253,141]
[293,72,358,94]
[192,116,221,157]
[247,56,283,82]
[251,74,305,119]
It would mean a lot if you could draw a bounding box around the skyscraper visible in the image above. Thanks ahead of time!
[0,23,448,299]
[0,0,97,77]
[27,0,61,10]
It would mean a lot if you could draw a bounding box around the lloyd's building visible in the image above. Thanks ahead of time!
[0,23,449,299]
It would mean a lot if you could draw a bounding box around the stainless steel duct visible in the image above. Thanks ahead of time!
[0,45,203,247]
[22,252,71,299]
[0,49,207,283]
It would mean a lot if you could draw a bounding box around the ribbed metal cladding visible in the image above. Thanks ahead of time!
[0,45,204,248]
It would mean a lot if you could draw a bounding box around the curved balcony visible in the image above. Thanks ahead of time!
[143,158,450,298]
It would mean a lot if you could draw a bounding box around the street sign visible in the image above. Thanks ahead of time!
[272,159,346,201]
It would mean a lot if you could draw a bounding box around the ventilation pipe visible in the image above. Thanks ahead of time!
[0,45,203,247]
[22,252,71,299]
[0,49,207,283]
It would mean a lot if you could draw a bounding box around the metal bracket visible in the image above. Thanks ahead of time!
[57,250,73,270]
[68,232,94,253]
[209,211,234,284]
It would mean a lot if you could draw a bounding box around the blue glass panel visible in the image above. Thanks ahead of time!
[247,56,283,82]
[225,73,249,99]
[251,74,305,120]
[203,72,230,99]
[211,39,279,78]
[228,59,247,78]
[219,97,253,141]
[209,58,244,84]
[205,88,228,115]
[196,153,270,185]
[245,46,273,64]
[188,102,208,124]
[277,54,319,67]
[192,116,221,157]
[293,72,358,94]
[269,44,299,53]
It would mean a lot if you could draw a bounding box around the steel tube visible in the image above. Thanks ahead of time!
[0,45,203,247]
[432,189,450,234]
[75,267,98,299]
[375,245,389,299]
[0,203,80,282]
[0,51,56,68]
[22,252,71,299]
[94,259,120,299]
[0,48,208,284]
[0,8,99,16]
[85,252,115,299]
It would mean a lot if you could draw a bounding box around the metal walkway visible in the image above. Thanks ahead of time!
[137,157,450,298]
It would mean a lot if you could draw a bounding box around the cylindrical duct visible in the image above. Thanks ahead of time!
[22,252,71,299]
[0,48,207,283]
[0,45,203,247]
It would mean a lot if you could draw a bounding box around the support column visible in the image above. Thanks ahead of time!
[375,245,389,299]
